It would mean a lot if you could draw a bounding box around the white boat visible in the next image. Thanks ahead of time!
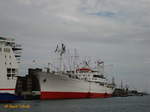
[0,37,22,101]
[34,43,115,99]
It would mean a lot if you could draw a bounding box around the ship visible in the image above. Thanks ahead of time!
[31,43,115,99]
[0,37,22,102]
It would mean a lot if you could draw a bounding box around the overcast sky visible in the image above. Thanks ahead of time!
[0,0,150,92]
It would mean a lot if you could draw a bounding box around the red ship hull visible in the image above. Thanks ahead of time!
[41,92,112,99]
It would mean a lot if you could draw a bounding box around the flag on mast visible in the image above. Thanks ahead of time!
[55,44,59,53]
[97,60,104,65]
[55,43,66,56]
[60,43,66,56]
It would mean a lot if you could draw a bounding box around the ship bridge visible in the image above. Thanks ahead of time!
[0,37,22,63]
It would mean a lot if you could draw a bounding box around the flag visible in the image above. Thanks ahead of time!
[62,43,66,53]
[55,44,59,52]
[60,43,66,56]
[97,60,104,65]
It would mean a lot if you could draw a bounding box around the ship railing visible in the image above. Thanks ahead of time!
[14,51,22,54]
[0,37,15,42]
[12,44,22,51]
[106,84,115,88]
[15,55,21,57]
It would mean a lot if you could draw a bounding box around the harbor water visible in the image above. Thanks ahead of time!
[0,96,150,112]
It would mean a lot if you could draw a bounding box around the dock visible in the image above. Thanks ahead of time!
[15,69,41,100]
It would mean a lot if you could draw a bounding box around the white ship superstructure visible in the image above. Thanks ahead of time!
[0,37,22,101]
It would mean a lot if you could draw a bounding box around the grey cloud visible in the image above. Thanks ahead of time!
[0,0,150,92]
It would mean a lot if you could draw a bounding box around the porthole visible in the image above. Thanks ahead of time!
[43,79,47,83]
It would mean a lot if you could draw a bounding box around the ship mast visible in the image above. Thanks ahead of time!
[54,43,66,72]
[73,48,79,73]
[97,60,104,75]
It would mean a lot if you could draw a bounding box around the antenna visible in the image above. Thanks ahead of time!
[97,59,104,75]
[121,80,123,89]
[67,49,72,71]
[112,76,115,86]
[32,60,37,68]
[47,62,50,73]
[73,48,79,72]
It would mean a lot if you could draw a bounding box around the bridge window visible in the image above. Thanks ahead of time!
[12,68,16,73]
[7,68,11,74]
[4,48,10,53]
[7,68,17,78]
[7,74,11,77]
